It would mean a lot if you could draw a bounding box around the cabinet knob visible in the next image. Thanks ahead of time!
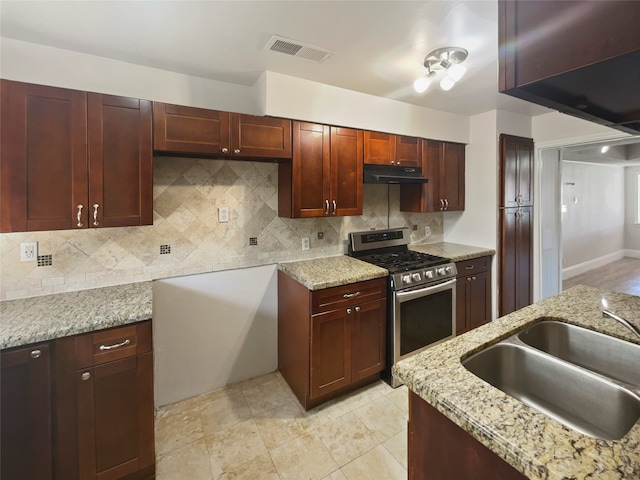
[347,308,352,314]
[76,204,84,227]
[221,147,229,153]
[81,372,91,381]
[467,277,472,282]
[30,349,41,359]
[391,161,395,165]
[234,149,240,154]
[92,203,99,226]
[355,306,360,312]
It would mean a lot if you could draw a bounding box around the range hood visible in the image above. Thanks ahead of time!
[363,164,429,184]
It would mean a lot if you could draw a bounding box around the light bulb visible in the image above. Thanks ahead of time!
[413,76,431,93]
[440,76,456,91]
[600,145,610,153]
[447,63,467,82]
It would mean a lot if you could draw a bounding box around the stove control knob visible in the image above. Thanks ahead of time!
[445,266,455,274]
[425,270,434,279]
[402,275,411,284]
[437,267,447,276]
[412,272,422,282]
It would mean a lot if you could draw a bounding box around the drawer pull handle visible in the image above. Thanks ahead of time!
[76,204,84,227]
[92,203,100,226]
[30,349,41,359]
[343,291,361,299]
[325,200,330,216]
[465,265,474,270]
[99,339,131,351]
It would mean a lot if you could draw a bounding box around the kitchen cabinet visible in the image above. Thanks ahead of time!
[400,140,465,212]
[498,0,640,134]
[1,342,53,480]
[278,121,363,218]
[408,391,526,480]
[455,256,492,335]
[54,321,154,480]
[499,134,533,316]
[0,80,152,232]
[278,273,386,409]
[153,102,292,159]
[363,131,421,167]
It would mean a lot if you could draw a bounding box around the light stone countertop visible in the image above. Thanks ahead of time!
[393,285,640,480]
[0,282,153,350]
[277,255,388,290]
[409,241,495,262]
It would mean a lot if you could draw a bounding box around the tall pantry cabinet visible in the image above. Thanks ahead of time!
[498,134,534,316]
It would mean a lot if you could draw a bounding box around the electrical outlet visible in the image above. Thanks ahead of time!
[20,242,38,262]
[301,237,310,251]
[218,207,229,223]
[424,226,431,237]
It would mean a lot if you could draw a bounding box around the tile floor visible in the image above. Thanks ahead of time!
[563,257,640,296]
[155,372,409,480]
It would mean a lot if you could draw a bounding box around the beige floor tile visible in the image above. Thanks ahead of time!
[156,438,214,480]
[270,432,339,480]
[341,445,407,480]
[353,396,406,442]
[315,412,379,467]
[217,452,280,480]
[205,418,268,478]
[232,370,283,390]
[155,409,204,457]
[242,376,296,416]
[303,396,352,431]
[383,429,408,470]
[385,385,409,416]
[339,380,393,411]
[200,388,253,436]
[321,470,348,480]
[254,400,311,450]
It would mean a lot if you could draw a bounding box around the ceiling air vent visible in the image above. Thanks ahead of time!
[264,35,333,63]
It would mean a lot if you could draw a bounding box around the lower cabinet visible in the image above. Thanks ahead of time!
[279,272,386,409]
[408,391,526,480]
[1,342,53,480]
[455,255,492,334]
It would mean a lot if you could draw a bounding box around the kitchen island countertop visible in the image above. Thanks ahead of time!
[393,285,640,479]
[0,281,153,349]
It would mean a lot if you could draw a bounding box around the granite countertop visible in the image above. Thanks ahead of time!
[0,282,153,350]
[410,241,495,262]
[277,255,388,290]
[393,285,640,479]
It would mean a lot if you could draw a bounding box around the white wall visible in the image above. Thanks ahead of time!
[561,162,625,278]
[625,166,640,253]
[532,111,629,147]
[153,265,278,407]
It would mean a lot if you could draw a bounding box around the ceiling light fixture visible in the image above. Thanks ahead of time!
[413,47,468,93]
[600,145,610,153]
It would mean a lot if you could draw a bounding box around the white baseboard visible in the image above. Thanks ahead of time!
[562,250,625,280]
[624,249,640,259]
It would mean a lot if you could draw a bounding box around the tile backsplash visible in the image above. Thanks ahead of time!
[0,157,442,300]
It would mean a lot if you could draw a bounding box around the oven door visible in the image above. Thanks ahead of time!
[391,278,456,365]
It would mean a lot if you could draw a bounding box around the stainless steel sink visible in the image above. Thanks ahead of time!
[463,336,640,440]
[518,319,640,388]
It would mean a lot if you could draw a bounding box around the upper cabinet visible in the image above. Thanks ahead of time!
[279,122,363,218]
[153,102,292,160]
[400,140,465,213]
[499,134,533,208]
[0,80,152,233]
[499,0,640,134]
[364,131,421,167]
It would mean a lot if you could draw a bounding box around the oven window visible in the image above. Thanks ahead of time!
[400,289,453,356]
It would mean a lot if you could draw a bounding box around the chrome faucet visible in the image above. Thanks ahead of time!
[602,309,640,340]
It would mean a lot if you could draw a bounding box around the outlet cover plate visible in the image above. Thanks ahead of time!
[21,242,38,262]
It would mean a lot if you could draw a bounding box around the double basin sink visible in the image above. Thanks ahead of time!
[463,318,640,440]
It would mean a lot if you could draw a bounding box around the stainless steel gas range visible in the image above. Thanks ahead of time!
[349,227,457,387]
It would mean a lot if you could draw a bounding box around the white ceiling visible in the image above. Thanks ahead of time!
[0,0,552,118]
[562,137,640,167]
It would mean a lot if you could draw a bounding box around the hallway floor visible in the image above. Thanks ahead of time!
[563,257,640,296]
[154,372,408,480]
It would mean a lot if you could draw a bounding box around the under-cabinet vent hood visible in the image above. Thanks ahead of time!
[363,164,429,184]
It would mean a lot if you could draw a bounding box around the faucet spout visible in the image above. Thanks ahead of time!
[602,309,640,340]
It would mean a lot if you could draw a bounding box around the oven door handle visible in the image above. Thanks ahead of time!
[394,278,457,301]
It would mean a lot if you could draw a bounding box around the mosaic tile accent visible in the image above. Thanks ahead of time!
[0,157,443,300]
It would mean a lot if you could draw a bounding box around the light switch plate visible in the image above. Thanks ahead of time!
[218,207,229,223]
[301,237,310,251]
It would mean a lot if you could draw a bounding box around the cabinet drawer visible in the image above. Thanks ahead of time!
[76,320,152,367]
[456,256,490,276]
[312,278,386,314]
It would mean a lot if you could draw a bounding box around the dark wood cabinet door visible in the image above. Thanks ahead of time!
[1,80,87,232]
[310,308,351,399]
[330,126,363,216]
[351,298,386,381]
[395,135,421,167]
[231,113,291,159]
[468,270,491,330]
[441,142,465,211]
[363,131,394,165]
[153,102,230,156]
[1,343,53,480]
[499,206,532,316]
[499,135,533,208]
[455,278,468,335]
[88,94,153,228]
